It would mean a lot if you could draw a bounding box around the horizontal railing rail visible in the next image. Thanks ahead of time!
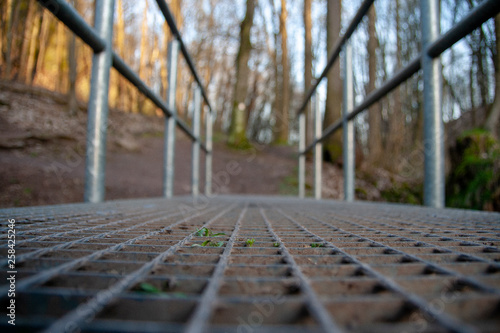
[37,0,213,202]
[297,0,500,207]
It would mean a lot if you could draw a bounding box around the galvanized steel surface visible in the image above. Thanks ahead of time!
[313,95,322,201]
[342,43,354,203]
[421,0,444,208]
[164,40,180,198]
[1,197,499,332]
[83,0,115,203]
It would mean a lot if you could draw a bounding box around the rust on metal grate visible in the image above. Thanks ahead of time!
[1,196,499,332]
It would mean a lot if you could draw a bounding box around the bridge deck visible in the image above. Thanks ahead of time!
[1,196,499,332]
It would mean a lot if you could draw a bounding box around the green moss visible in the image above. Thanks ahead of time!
[273,138,290,146]
[381,182,422,205]
[279,174,299,196]
[139,131,163,138]
[212,131,227,144]
[226,135,253,150]
[355,187,368,199]
[446,129,500,211]
[323,142,343,164]
[279,167,312,196]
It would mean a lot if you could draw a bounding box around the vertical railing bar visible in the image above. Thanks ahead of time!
[163,39,179,198]
[314,93,322,200]
[84,0,115,203]
[298,112,306,198]
[192,85,201,197]
[205,105,212,197]
[343,43,355,202]
[421,0,444,208]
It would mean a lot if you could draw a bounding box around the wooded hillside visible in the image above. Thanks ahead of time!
[1,0,498,210]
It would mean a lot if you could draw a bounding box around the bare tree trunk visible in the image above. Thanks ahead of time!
[468,28,480,126]
[171,0,183,115]
[26,6,42,85]
[388,0,405,171]
[324,0,342,163]
[477,34,488,109]
[34,10,51,85]
[137,0,149,113]
[55,21,65,92]
[386,0,404,170]
[466,0,489,113]
[160,22,171,101]
[267,0,281,143]
[127,33,138,113]
[19,0,36,82]
[485,14,500,137]
[115,0,126,111]
[146,35,160,115]
[214,63,228,132]
[4,0,19,79]
[201,0,216,100]
[0,0,7,69]
[246,71,259,128]
[172,0,183,28]
[228,0,255,147]
[67,33,78,115]
[66,0,78,115]
[304,0,313,146]
[274,0,289,144]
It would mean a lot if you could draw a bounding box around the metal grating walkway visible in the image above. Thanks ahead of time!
[1,196,500,333]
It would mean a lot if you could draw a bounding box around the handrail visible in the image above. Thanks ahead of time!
[37,0,213,201]
[297,0,500,208]
[428,1,500,58]
[38,0,106,53]
[155,0,213,114]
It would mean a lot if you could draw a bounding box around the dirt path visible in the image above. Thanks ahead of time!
[0,81,296,208]
[0,135,297,208]
[0,80,400,209]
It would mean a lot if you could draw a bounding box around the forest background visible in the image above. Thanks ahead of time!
[1,0,499,210]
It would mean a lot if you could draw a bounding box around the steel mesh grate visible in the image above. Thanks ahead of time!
[1,196,499,333]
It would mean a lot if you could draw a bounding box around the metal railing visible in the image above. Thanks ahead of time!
[37,0,213,202]
[297,0,500,208]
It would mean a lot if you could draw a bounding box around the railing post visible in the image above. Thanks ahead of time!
[343,42,355,202]
[314,93,322,200]
[298,111,306,198]
[192,85,201,197]
[421,0,444,208]
[84,0,115,203]
[163,39,179,198]
[205,107,212,196]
